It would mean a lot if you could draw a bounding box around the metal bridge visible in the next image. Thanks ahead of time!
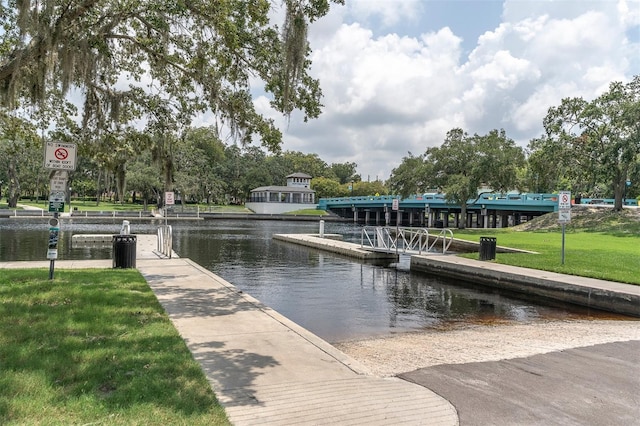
[360,226,454,255]
[318,193,637,228]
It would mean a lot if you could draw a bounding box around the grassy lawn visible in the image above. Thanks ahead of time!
[0,269,229,425]
[284,208,329,215]
[453,228,640,285]
[6,199,255,213]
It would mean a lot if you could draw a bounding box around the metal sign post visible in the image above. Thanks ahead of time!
[48,215,59,280]
[558,191,571,265]
[43,143,76,280]
[392,198,399,256]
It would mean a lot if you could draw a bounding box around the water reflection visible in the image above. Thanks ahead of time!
[0,218,627,343]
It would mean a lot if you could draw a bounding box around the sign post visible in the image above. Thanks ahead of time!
[558,191,571,265]
[43,142,76,280]
[392,198,400,255]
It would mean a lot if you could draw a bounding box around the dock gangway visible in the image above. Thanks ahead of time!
[360,226,454,255]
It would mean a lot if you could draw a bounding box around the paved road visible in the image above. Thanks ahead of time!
[400,340,640,426]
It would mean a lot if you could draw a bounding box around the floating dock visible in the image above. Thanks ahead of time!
[273,234,398,261]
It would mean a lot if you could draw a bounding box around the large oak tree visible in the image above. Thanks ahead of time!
[541,76,640,210]
[389,128,525,228]
[0,0,341,151]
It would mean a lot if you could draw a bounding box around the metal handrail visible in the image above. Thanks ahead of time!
[157,225,173,258]
[361,226,453,255]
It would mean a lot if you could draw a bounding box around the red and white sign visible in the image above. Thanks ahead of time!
[392,198,399,211]
[44,142,77,170]
[558,191,571,224]
[165,191,175,205]
[558,191,571,210]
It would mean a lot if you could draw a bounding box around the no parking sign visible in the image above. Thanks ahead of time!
[558,191,571,224]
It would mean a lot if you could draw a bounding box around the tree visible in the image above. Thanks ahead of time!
[0,0,343,152]
[389,128,524,228]
[0,110,39,207]
[311,176,344,198]
[387,152,432,198]
[330,162,358,184]
[174,126,226,204]
[542,76,640,210]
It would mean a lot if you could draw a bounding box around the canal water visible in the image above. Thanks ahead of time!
[0,218,623,343]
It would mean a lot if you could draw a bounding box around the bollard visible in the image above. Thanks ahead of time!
[120,220,130,235]
[319,220,325,238]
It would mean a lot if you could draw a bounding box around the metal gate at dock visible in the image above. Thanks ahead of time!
[360,226,454,255]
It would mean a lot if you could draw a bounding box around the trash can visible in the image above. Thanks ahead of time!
[112,235,137,268]
[479,236,496,261]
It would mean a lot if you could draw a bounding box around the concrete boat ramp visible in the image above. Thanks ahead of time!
[1,234,459,425]
[3,232,638,425]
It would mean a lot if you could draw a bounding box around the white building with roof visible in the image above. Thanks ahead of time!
[245,172,317,214]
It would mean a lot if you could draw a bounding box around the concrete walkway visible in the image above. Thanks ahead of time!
[0,236,459,425]
[139,258,458,425]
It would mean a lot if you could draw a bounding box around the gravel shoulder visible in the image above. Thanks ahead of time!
[334,319,640,377]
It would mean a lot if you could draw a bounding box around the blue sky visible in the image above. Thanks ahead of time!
[244,1,640,182]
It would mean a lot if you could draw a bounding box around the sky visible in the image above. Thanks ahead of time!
[250,0,640,182]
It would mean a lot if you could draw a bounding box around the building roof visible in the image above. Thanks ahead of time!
[286,172,312,179]
[251,185,315,193]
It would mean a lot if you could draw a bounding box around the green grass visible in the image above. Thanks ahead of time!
[284,209,328,216]
[8,200,256,213]
[0,269,229,425]
[453,229,640,285]
[199,204,253,213]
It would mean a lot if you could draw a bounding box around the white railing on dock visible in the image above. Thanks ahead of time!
[360,226,454,254]
[157,225,173,258]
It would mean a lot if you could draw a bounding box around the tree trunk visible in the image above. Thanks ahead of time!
[95,170,102,206]
[613,177,624,211]
[7,157,20,208]
[115,162,126,204]
[459,204,467,229]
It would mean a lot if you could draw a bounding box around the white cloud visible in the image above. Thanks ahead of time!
[252,0,639,183]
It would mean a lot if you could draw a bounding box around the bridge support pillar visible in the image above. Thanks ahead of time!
[365,210,370,225]
[376,210,381,225]
[353,208,358,223]
[514,213,521,226]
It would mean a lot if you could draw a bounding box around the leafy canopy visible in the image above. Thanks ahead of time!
[0,0,343,150]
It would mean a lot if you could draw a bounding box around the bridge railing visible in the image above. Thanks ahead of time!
[360,226,454,255]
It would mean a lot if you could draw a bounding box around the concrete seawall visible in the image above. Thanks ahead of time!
[411,255,640,317]
[274,233,640,317]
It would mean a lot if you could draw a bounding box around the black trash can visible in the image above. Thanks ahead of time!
[479,236,496,261]
[112,235,137,268]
